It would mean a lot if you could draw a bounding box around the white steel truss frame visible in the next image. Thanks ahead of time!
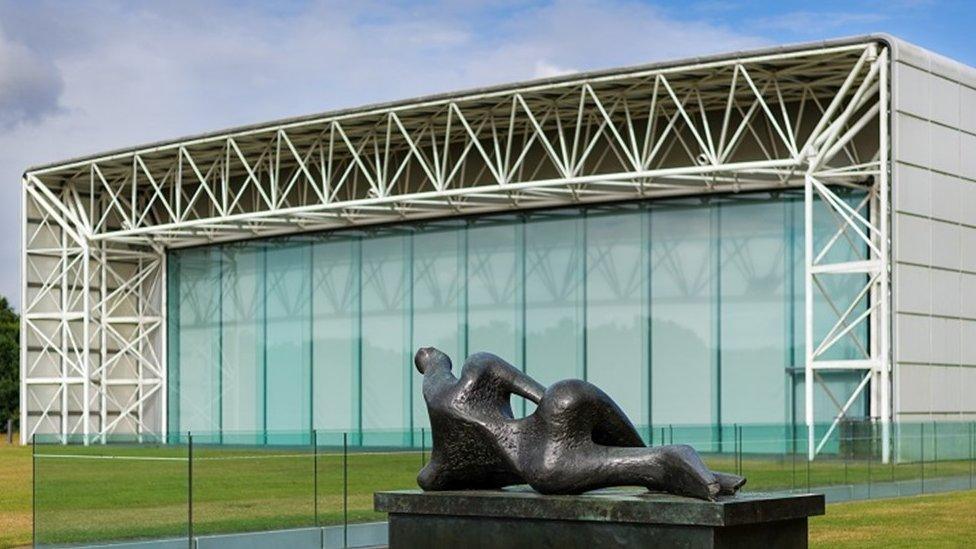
[21,41,891,457]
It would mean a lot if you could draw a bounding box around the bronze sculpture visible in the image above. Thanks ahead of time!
[415,347,745,500]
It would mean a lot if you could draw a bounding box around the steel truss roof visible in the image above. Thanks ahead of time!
[21,38,891,462]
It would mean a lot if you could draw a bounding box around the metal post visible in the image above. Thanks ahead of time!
[32,434,36,546]
[920,423,925,494]
[878,48,891,465]
[868,426,873,498]
[343,432,348,548]
[188,432,193,549]
[791,423,796,491]
[803,172,814,461]
[969,421,974,489]
[313,430,318,526]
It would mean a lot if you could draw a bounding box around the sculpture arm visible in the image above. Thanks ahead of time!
[502,367,546,404]
[464,353,546,404]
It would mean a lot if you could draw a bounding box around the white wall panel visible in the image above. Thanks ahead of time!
[929,124,961,176]
[894,213,931,265]
[930,76,960,128]
[930,316,960,366]
[896,313,931,363]
[930,269,959,318]
[961,274,976,320]
[895,264,929,314]
[894,114,929,167]
[894,164,930,216]
[930,173,962,223]
[961,320,976,365]
[961,367,976,411]
[929,220,961,270]
[896,363,932,412]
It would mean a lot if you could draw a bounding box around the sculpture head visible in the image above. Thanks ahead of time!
[415,346,452,374]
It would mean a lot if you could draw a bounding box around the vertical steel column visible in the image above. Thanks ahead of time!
[19,178,28,445]
[804,172,815,460]
[878,48,892,464]
[99,241,107,443]
[160,247,168,441]
[82,240,91,445]
[59,187,69,444]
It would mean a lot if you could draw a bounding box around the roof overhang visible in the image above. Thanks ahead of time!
[24,35,891,248]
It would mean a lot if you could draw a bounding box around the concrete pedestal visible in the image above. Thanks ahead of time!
[375,488,824,549]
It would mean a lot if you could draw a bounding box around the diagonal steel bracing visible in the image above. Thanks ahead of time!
[21,41,890,454]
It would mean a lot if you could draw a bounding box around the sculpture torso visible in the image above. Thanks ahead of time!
[419,357,531,490]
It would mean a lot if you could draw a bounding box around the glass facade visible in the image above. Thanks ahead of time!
[167,191,869,442]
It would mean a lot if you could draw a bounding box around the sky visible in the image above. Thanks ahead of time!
[1,0,975,310]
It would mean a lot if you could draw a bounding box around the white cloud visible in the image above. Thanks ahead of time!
[0,26,62,128]
[0,0,769,309]
[533,60,577,78]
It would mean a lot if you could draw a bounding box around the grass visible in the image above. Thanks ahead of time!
[0,437,30,549]
[810,490,976,547]
[1,439,975,547]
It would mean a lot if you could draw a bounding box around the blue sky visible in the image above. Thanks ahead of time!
[0,0,973,308]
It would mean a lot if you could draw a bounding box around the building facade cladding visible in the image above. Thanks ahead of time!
[890,41,976,422]
[166,191,868,442]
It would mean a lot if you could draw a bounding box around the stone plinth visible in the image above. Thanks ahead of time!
[375,488,824,548]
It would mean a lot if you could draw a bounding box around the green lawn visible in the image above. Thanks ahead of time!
[810,490,976,547]
[0,439,30,548]
[1,440,975,547]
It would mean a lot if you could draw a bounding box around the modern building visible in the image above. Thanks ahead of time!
[20,34,976,461]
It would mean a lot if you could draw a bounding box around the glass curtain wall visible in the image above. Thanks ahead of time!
[167,191,868,443]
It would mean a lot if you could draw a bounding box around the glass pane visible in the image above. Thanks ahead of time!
[264,242,312,443]
[360,233,410,446]
[411,226,464,429]
[312,236,361,434]
[221,245,265,438]
[720,199,789,425]
[650,201,716,425]
[525,212,584,385]
[585,206,647,423]
[172,248,221,434]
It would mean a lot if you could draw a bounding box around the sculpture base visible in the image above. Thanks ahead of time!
[375,488,824,549]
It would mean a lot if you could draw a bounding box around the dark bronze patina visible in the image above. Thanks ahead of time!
[415,347,745,500]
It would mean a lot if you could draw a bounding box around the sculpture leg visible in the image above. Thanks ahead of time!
[537,379,644,447]
[523,442,721,499]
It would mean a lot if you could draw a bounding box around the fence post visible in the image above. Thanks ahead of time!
[32,434,36,547]
[843,426,849,487]
[791,423,796,492]
[867,428,872,498]
[188,431,193,549]
[920,423,925,494]
[732,423,738,476]
[313,430,318,527]
[343,432,348,548]
[6,418,11,444]
[806,440,811,492]
[969,421,976,489]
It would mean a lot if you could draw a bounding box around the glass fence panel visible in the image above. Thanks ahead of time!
[190,430,315,537]
[345,429,424,525]
[31,422,976,546]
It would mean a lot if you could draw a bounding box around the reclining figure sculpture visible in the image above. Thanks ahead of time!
[415,347,745,500]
